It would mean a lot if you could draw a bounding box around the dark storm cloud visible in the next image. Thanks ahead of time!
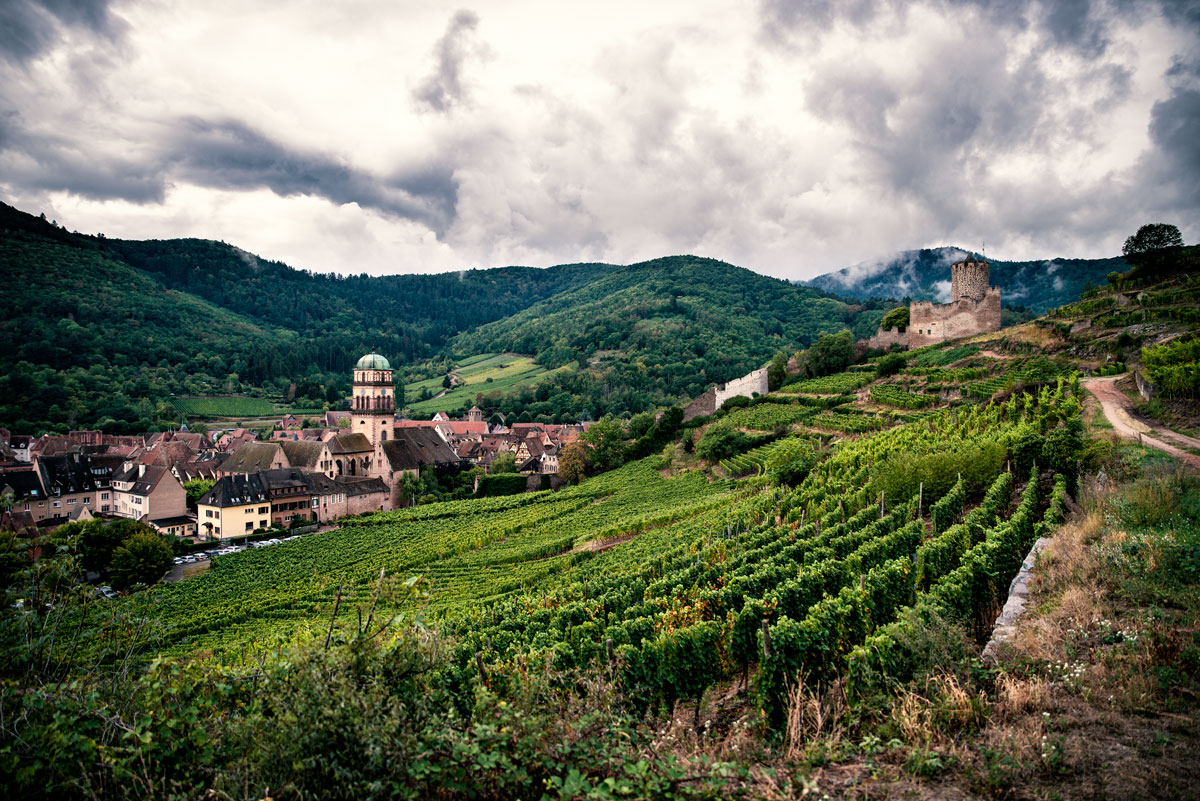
[0,0,125,65]
[413,9,484,113]
[759,0,1147,55]
[0,111,459,232]
[170,118,459,232]
[0,109,166,201]
[1148,87,1200,206]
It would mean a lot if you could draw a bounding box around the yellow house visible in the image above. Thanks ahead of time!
[196,475,271,540]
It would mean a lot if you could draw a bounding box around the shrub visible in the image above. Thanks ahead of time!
[876,352,907,377]
[765,438,818,486]
[695,426,751,463]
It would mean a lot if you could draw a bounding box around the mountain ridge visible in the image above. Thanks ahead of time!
[804,246,1127,312]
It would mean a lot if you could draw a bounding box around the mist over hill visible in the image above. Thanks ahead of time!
[804,247,1127,312]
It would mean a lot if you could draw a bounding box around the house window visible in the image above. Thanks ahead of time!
[245,522,253,531]
[53,501,61,508]
[101,492,109,500]
[101,505,110,512]
[258,506,269,514]
[83,497,91,505]
[23,503,29,511]
[259,520,267,528]
[67,499,76,505]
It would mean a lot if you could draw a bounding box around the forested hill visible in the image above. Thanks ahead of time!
[0,201,617,432]
[106,238,617,371]
[3,202,882,432]
[804,246,1126,312]
[448,255,881,415]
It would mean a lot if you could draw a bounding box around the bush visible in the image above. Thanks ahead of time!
[695,426,751,463]
[475,474,528,497]
[766,438,818,486]
[876,352,906,377]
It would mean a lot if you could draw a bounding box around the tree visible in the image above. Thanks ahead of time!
[1123,223,1183,257]
[580,416,627,473]
[879,306,909,332]
[108,531,174,591]
[803,330,855,377]
[767,351,788,391]
[695,426,750,463]
[558,440,590,484]
[74,518,148,576]
[490,451,519,474]
[184,478,215,509]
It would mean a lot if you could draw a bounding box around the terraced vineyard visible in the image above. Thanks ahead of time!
[135,369,1083,728]
[779,370,873,395]
[438,384,1078,721]
[403,353,562,415]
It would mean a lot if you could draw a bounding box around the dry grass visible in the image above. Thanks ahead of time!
[784,678,847,760]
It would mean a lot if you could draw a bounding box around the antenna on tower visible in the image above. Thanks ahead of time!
[982,241,986,259]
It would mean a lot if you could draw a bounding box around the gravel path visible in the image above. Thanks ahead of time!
[1083,375,1200,470]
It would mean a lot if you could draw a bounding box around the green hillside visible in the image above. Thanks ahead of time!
[449,255,881,418]
[7,263,1200,797]
[106,235,617,371]
[1,202,882,431]
[402,353,564,416]
[0,228,299,433]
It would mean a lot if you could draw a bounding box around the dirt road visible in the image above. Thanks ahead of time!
[1083,375,1200,470]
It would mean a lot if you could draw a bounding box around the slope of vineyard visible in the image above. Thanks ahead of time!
[126,332,1088,733]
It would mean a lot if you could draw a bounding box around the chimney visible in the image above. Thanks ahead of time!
[138,464,146,478]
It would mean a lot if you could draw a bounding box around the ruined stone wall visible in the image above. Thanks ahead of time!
[867,327,909,350]
[683,367,770,423]
[951,261,991,302]
[683,387,717,422]
[908,287,1001,348]
[714,367,769,408]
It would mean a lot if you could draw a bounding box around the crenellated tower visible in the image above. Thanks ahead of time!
[951,254,990,303]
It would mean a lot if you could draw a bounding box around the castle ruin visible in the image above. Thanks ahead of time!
[683,367,770,422]
[867,253,1001,350]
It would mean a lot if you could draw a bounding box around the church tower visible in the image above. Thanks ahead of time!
[351,353,394,475]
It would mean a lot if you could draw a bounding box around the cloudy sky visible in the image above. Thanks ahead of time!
[1,0,1197,279]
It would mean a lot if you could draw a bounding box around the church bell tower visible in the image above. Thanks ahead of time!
[351,353,394,474]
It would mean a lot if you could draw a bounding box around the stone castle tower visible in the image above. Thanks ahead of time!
[350,353,394,475]
[866,250,1001,350]
[951,254,990,302]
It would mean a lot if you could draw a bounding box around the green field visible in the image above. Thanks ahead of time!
[403,353,561,416]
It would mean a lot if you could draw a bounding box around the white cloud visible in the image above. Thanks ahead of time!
[0,0,1196,278]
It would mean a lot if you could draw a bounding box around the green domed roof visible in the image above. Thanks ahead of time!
[355,353,391,370]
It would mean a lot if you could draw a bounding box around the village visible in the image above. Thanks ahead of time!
[0,353,591,543]
[1,255,1006,545]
